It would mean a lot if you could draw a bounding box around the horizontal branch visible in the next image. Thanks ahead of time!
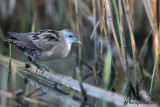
[22,71,92,107]
[0,54,158,107]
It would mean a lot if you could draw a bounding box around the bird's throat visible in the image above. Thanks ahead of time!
[67,44,71,51]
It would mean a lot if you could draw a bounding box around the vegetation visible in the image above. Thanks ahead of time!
[0,0,159,106]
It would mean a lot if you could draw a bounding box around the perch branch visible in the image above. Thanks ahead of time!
[0,54,158,107]
[22,71,92,107]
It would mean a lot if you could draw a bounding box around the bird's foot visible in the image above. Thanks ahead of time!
[36,68,48,74]
[38,63,53,72]
[35,63,53,74]
[26,56,53,74]
[25,62,31,68]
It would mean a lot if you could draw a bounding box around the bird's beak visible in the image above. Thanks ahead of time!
[75,39,82,44]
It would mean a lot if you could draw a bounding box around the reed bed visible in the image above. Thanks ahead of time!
[0,0,159,106]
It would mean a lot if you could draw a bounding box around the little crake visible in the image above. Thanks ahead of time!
[7,29,82,62]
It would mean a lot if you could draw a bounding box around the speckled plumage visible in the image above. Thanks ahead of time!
[6,29,81,61]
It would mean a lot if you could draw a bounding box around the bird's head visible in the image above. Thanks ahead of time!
[60,29,82,45]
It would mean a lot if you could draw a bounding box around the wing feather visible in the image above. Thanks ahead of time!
[6,38,38,50]
[8,29,60,51]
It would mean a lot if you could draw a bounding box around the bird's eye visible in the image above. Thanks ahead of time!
[69,35,73,38]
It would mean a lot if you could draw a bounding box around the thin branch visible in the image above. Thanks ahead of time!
[0,90,49,106]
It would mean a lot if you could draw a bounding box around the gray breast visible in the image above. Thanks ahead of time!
[38,43,71,61]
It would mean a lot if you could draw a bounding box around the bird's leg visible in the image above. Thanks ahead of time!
[35,62,53,73]
[27,56,53,74]
[27,56,41,74]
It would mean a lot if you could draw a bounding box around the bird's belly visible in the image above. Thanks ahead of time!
[38,49,70,61]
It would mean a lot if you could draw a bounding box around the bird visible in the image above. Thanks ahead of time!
[6,29,82,71]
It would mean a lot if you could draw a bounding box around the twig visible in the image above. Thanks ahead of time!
[74,0,82,65]
[139,29,152,57]
[26,88,41,97]
[92,0,97,61]
[79,81,87,107]
[90,17,102,39]
[118,0,129,78]
[0,90,49,106]
[143,0,160,93]
[104,0,125,74]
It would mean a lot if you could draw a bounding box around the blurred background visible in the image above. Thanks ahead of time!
[0,0,160,106]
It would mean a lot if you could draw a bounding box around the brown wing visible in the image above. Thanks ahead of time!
[29,29,60,51]
[8,29,60,51]
[8,32,39,50]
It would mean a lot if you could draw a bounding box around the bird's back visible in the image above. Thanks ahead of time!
[6,29,66,60]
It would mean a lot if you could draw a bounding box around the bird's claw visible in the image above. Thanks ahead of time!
[36,67,53,74]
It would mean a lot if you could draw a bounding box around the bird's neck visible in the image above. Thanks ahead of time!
[67,43,71,51]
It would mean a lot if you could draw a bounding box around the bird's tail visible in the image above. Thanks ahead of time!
[5,38,27,51]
